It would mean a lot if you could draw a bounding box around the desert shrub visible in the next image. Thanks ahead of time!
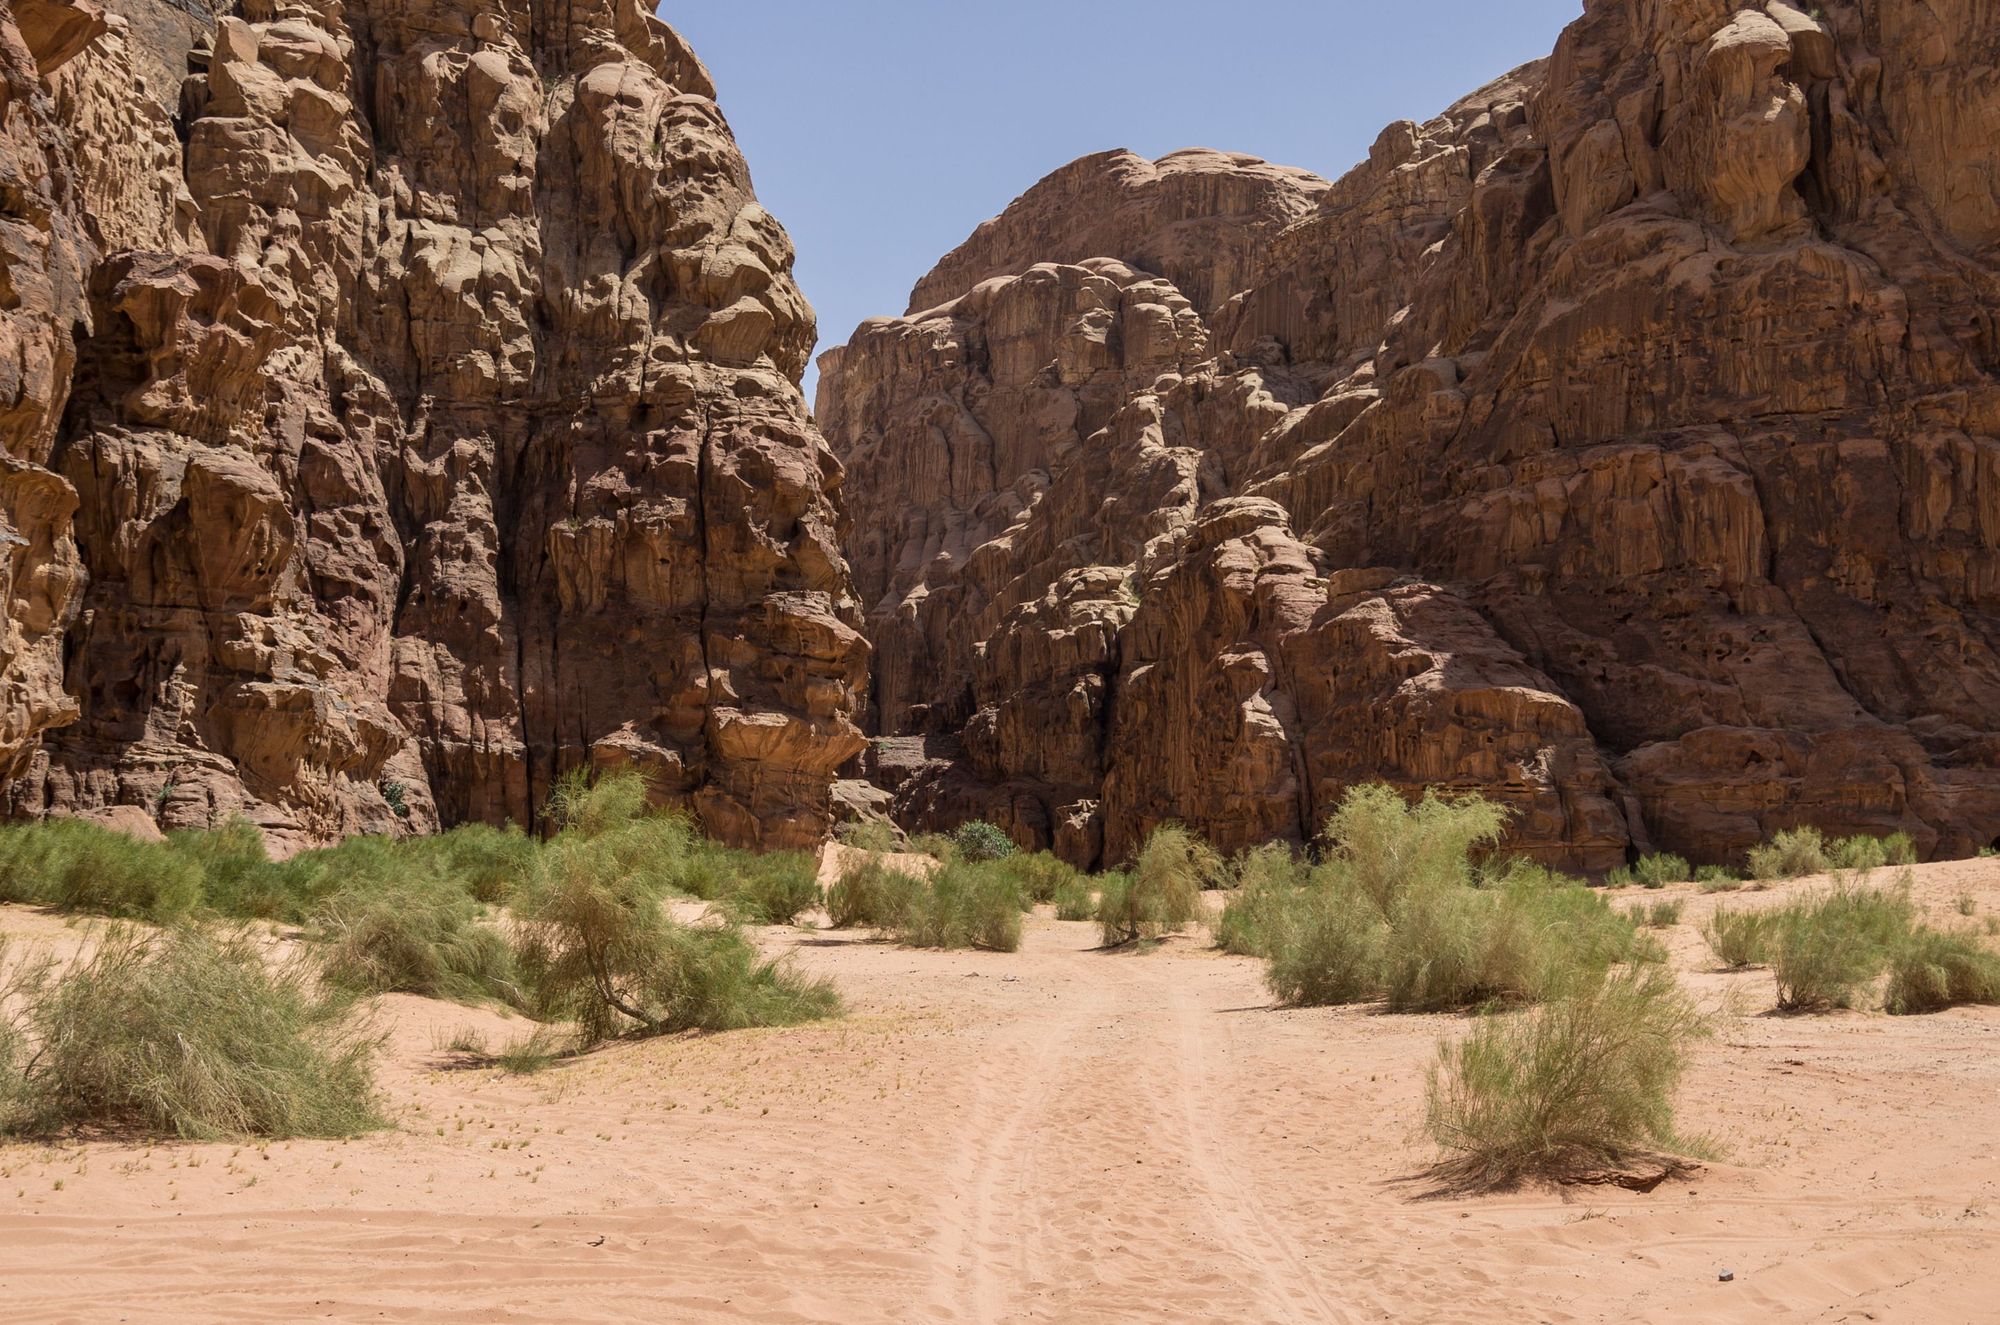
[1230,842,1310,893]
[719,851,821,926]
[1264,883,1384,1005]
[1377,882,1497,1010]
[1477,859,1589,892]
[1098,825,1212,946]
[1885,928,2000,1014]
[1883,832,1918,866]
[906,832,960,863]
[1257,787,1644,1010]
[1215,868,1304,959]
[0,819,202,921]
[826,857,927,930]
[1326,784,1507,913]
[1747,827,1827,882]
[544,767,652,838]
[1826,835,1888,872]
[2,926,381,1140]
[951,821,1017,864]
[309,875,519,1006]
[658,833,732,901]
[1625,854,1691,889]
[642,924,840,1031]
[1629,899,1684,929]
[1701,908,1770,969]
[836,819,903,853]
[171,820,284,918]
[412,823,539,905]
[258,834,411,918]
[894,861,1022,952]
[1424,963,1706,1189]
[1956,892,1979,918]
[495,1027,569,1075]
[512,833,837,1045]
[1770,884,1914,1011]
[997,851,1080,906]
[1379,873,1642,1013]
[1053,874,1098,922]
[1696,867,1744,894]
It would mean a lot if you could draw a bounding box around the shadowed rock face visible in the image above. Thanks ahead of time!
[0,0,866,852]
[822,0,2000,872]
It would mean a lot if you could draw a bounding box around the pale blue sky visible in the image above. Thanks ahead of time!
[663,2,1584,394]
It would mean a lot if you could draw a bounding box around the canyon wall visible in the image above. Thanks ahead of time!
[821,0,2000,871]
[0,0,866,852]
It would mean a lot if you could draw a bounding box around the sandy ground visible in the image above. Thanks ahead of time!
[0,860,1997,1323]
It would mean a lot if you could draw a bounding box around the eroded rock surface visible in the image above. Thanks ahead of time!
[823,1,2000,870]
[0,0,865,851]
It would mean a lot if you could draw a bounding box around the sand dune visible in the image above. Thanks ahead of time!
[1,861,1997,1322]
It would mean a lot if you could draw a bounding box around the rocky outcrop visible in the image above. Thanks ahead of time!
[0,0,865,851]
[823,0,2000,871]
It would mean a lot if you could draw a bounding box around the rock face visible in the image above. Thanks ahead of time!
[821,1,2000,871]
[0,0,866,851]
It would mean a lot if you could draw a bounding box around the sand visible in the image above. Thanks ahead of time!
[1,859,1997,1323]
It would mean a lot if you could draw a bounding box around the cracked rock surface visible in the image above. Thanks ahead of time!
[0,0,865,851]
[821,2,2000,871]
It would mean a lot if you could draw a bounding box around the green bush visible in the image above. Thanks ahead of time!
[1216,872,1303,959]
[1,926,382,1140]
[544,767,653,838]
[826,858,927,930]
[1379,871,1642,1013]
[1424,964,1707,1189]
[1747,827,1827,882]
[0,818,202,920]
[893,861,1022,952]
[1770,884,1914,1011]
[1883,832,1918,866]
[951,821,1017,864]
[1696,866,1744,894]
[1053,874,1098,922]
[259,833,417,919]
[171,820,281,918]
[410,823,540,906]
[1826,835,1887,872]
[1885,928,2000,1015]
[906,832,959,863]
[310,875,519,1007]
[996,852,1079,906]
[1264,884,1384,1006]
[1606,854,1691,890]
[1629,899,1684,929]
[641,924,841,1032]
[836,819,903,853]
[1098,825,1212,946]
[1251,788,1646,1011]
[512,832,838,1046]
[1701,908,1770,969]
[719,851,822,926]
[1326,784,1506,914]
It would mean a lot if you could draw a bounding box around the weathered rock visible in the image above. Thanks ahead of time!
[822,1,2000,870]
[0,0,96,786]
[0,0,866,851]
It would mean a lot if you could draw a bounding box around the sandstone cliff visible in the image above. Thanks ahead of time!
[0,0,866,851]
[820,0,2000,871]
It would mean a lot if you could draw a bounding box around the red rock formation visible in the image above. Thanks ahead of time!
[0,0,866,851]
[823,1,2000,871]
